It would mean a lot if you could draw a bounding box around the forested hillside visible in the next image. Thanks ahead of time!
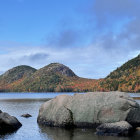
[98,54,140,92]
[0,54,139,92]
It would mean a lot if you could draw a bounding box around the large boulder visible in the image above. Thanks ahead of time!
[37,92,140,128]
[0,111,22,133]
[96,121,134,136]
[37,95,73,127]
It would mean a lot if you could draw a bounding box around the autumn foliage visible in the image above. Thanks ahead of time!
[0,55,139,93]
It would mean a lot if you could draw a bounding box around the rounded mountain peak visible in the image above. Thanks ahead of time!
[40,63,77,77]
[1,65,37,83]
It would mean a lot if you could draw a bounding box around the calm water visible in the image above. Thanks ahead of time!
[0,92,140,140]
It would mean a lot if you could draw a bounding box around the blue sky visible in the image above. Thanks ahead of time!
[0,0,140,78]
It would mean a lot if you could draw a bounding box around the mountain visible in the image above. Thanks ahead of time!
[0,55,139,92]
[12,63,79,92]
[107,54,140,79]
[0,65,36,91]
[33,63,77,78]
[99,54,140,92]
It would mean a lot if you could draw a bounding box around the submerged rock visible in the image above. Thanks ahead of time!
[37,92,140,128]
[96,121,134,136]
[0,111,22,133]
[21,114,32,118]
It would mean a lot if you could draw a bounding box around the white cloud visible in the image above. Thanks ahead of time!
[0,0,140,78]
[0,41,139,79]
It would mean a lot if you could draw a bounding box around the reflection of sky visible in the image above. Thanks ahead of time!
[0,92,140,140]
[0,0,140,78]
[0,92,138,100]
[0,99,45,140]
[0,93,75,99]
[128,93,140,97]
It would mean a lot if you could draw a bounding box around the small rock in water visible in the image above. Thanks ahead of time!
[96,121,134,136]
[21,114,32,118]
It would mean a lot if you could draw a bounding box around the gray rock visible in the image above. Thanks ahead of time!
[44,63,77,77]
[96,121,134,136]
[21,114,32,118]
[37,92,140,128]
[37,95,73,127]
[0,111,22,133]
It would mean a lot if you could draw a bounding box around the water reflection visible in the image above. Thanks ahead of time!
[0,93,139,140]
[39,125,138,140]
[0,131,17,140]
[39,125,73,140]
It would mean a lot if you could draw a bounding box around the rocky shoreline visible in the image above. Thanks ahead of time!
[37,92,140,136]
[1,91,140,137]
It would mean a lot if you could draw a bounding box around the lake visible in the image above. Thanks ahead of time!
[0,92,140,140]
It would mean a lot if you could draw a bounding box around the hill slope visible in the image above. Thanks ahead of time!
[99,54,140,92]
[32,63,77,78]
[0,65,37,91]
[12,63,79,92]
[0,55,139,92]
[107,54,140,79]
